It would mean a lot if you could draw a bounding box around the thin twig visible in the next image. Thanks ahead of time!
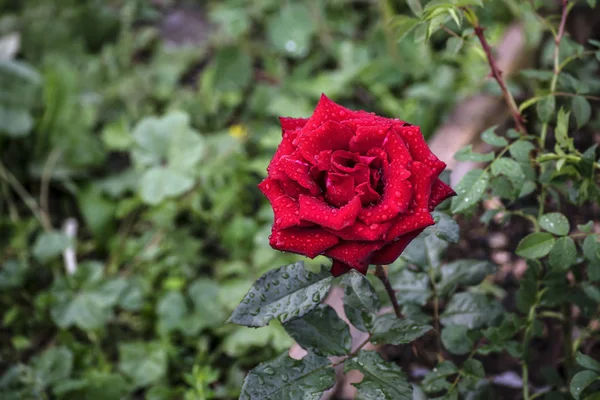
[472,25,527,133]
[40,149,61,224]
[374,265,402,319]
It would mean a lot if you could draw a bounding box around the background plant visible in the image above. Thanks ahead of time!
[0,0,599,399]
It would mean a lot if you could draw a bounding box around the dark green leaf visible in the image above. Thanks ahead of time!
[428,212,460,243]
[119,342,167,388]
[345,351,413,399]
[267,4,316,58]
[455,145,495,162]
[370,314,432,345]
[571,370,600,400]
[342,271,381,333]
[284,305,351,356]
[440,292,503,329]
[407,0,423,16]
[540,213,570,236]
[491,158,525,189]
[213,46,252,91]
[437,260,496,296]
[537,95,555,123]
[451,169,489,213]
[441,325,473,355]
[422,361,458,393]
[576,352,600,372]
[583,235,600,264]
[579,221,595,233]
[556,108,574,151]
[460,359,486,390]
[390,15,421,42]
[481,126,508,147]
[390,267,431,306]
[572,96,592,128]
[240,352,335,400]
[549,237,577,271]
[509,141,535,162]
[32,231,71,263]
[589,264,600,282]
[516,232,556,259]
[33,346,73,387]
[228,262,333,327]
[582,283,600,304]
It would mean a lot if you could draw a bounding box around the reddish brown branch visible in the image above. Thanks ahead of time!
[375,265,402,319]
[473,26,527,134]
[554,0,569,76]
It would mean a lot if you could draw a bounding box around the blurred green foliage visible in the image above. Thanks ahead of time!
[2,0,593,399]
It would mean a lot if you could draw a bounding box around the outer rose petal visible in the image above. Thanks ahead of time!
[299,195,362,230]
[386,211,435,241]
[295,120,354,164]
[331,260,351,277]
[258,178,300,229]
[429,179,456,210]
[279,117,309,134]
[325,241,384,272]
[270,227,339,258]
[326,221,391,241]
[349,125,391,153]
[303,94,364,131]
[384,129,412,168]
[359,161,412,225]
[395,125,446,176]
[370,229,424,265]
[410,161,437,211]
[267,131,296,177]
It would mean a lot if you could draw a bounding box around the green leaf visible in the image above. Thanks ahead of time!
[422,361,458,393]
[51,291,110,330]
[582,283,600,303]
[589,264,600,282]
[228,262,333,327]
[212,46,252,91]
[583,235,600,264]
[407,0,423,16]
[481,126,508,147]
[370,314,432,345]
[138,166,194,205]
[428,212,459,243]
[516,232,556,259]
[240,352,335,400]
[389,15,421,43]
[571,370,600,400]
[33,346,73,387]
[440,292,503,329]
[509,141,535,162]
[156,291,188,333]
[460,359,486,390]
[579,221,595,233]
[33,231,71,263]
[118,342,167,388]
[454,145,495,162]
[390,267,431,306]
[267,4,316,58]
[572,96,592,128]
[451,169,489,213]
[441,325,473,355]
[539,213,570,236]
[437,259,496,296]
[537,95,556,123]
[556,108,574,151]
[284,305,351,356]
[342,271,381,333]
[549,236,577,271]
[491,158,525,189]
[576,352,600,372]
[345,351,413,399]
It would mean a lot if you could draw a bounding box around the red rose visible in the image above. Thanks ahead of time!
[259,95,455,276]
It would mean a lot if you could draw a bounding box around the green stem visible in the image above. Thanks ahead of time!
[428,269,444,361]
[523,362,530,400]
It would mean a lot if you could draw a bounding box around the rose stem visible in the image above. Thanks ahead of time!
[374,265,402,319]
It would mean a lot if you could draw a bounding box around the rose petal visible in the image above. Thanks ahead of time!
[410,161,436,211]
[258,178,300,229]
[356,181,381,204]
[359,161,412,225]
[295,120,354,164]
[429,179,456,210]
[302,94,363,131]
[267,131,296,177]
[349,125,391,153]
[280,117,309,133]
[315,149,332,171]
[394,125,446,176]
[279,156,321,195]
[383,129,412,168]
[327,220,391,241]
[299,195,362,230]
[370,229,424,265]
[331,260,351,277]
[270,227,339,258]
[386,211,435,241]
[326,241,384,271]
[325,172,356,207]
[278,177,310,198]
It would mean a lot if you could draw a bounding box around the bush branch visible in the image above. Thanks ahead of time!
[374,265,402,319]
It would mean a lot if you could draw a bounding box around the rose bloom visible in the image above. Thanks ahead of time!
[259,95,455,276]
